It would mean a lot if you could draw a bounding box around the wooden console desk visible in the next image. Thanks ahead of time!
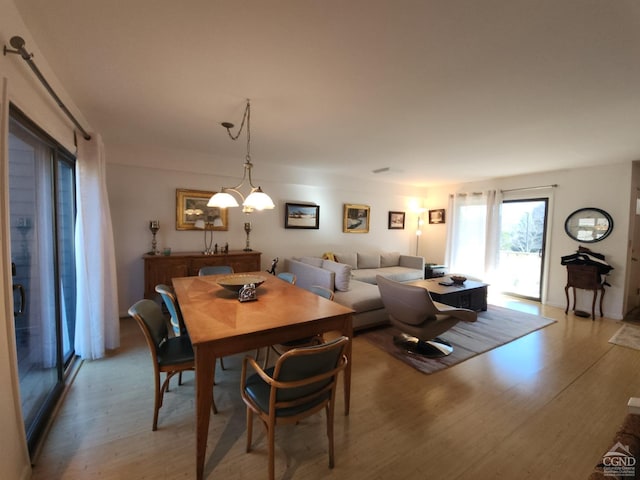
[564,264,605,320]
[143,251,261,299]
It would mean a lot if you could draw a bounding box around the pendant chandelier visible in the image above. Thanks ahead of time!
[208,99,275,213]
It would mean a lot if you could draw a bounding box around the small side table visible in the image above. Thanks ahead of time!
[564,264,605,320]
[425,264,446,279]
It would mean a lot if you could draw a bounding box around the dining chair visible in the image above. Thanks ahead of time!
[261,284,328,368]
[155,284,185,337]
[276,272,296,284]
[241,336,349,480]
[128,299,218,430]
[155,283,226,370]
[309,284,335,300]
[199,265,234,276]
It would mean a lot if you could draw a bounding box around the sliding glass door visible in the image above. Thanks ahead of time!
[496,199,548,300]
[8,105,77,455]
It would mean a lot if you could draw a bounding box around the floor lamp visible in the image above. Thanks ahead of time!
[415,209,425,256]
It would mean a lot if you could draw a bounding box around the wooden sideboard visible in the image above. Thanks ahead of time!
[143,251,262,299]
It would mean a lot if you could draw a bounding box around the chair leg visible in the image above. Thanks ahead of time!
[246,407,253,452]
[326,403,335,468]
[262,347,270,370]
[211,364,219,413]
[268,422,276,480]
[219,357,226,370]
[152,373,162,431]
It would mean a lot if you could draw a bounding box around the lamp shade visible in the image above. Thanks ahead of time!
[208,192,240,208]
[194,219,206,230]
[244,188,275,210]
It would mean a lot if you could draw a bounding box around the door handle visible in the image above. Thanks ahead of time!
[13,284,25,316]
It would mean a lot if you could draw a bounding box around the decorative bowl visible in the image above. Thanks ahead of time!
[217,274,266,292]
[450,275,467,285]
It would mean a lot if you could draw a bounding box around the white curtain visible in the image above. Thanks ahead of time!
[445,190,502,282]
[74,133,119,359]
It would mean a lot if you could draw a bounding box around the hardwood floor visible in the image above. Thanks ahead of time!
[30,297,640,479]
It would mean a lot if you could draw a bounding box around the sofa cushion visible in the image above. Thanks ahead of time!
[358,252,380,269]
[285,258,335,291]
[380,251,401,267]
[322,260,352,291]
[351,266,424,285]
[334,252,357,270]
[382,266,425,283]
[333,280,384,313]
[351,269,380,285]
[299,256,324,268]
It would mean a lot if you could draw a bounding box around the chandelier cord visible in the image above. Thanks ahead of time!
[223,99,256,189]
[225,100,251,164]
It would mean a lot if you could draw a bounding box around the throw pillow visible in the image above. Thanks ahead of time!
[322,252,336,262]
[380,251,401,267]
[357,252,381,269]
[299,256,324,268]
[334,252,357,270]
[322,260,352,291]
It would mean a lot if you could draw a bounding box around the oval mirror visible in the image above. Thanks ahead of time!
[564,207,613,243]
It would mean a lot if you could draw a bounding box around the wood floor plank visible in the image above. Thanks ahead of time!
[30,298,639,480]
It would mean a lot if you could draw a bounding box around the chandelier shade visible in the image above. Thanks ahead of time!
[207,192,239,208]
[244,188,275,211]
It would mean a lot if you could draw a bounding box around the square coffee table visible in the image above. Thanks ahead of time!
[408,278,489,311]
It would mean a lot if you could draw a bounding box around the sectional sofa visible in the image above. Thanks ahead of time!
[284,251,424,330]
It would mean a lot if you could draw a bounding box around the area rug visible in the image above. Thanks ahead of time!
[609,324,640,351]
[358,304,556,375]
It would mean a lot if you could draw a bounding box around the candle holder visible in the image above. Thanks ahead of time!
[244,222,253,251]
[149,220,160,255]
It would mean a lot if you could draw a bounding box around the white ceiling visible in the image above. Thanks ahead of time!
[12,0,640,186]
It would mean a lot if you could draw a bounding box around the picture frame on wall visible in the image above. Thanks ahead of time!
[284,203,320,229]
[428,209,445,224]
[343,204,370,233]
[388,211,405,229]
[176,189,229,231]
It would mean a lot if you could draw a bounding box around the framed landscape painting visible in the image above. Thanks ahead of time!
[176,189,229,231]
[284,203,320,229]
[429,209,445,224]
[388,211,405,229]
[343,204,370,233]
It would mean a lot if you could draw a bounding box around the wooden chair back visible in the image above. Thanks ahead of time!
[241,336,349,480]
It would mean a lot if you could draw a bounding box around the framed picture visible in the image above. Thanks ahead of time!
[388,211,405,229]
[343,204,370,233]
[176,189,229,231]
[284,203,320,229]
[428,209,445,224]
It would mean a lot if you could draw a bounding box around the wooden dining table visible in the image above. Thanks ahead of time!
[172,272,354,480]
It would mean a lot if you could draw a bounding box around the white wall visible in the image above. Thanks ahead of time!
[107,139,634,321]
[1,0,85,478]
[106,144,426,315]
[422,163,632,319]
